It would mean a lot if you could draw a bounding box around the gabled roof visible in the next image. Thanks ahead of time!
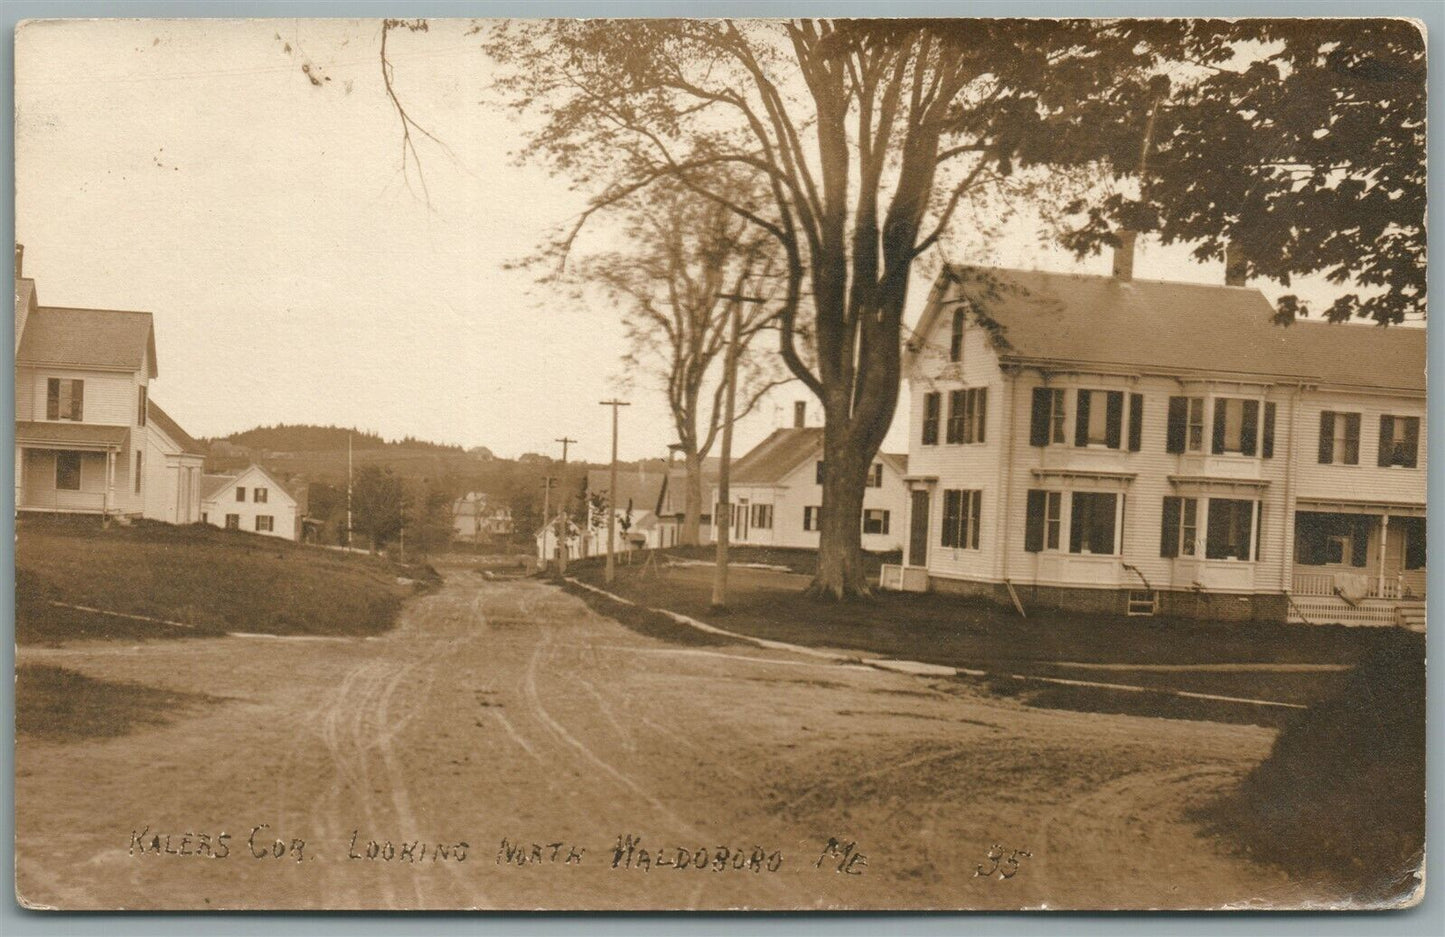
[586,468,666,513]
[17,305,159,378]
[200,463,298,506]
[729,427,907,486]
[909,266,1425,394]
[147,399,206,455]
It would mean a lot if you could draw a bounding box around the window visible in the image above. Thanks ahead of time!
[750,504,773,529]
[1399,516,1426,571]
[1167,396,1206,453]
[46,378,84,421]
[1160,496,1199,558]
[815,461,825,484]
[236,487,247,502]
[941,489,982,549]
[1378,415,1420,468]
[866,463,883,488]
[863,509,891,535]
[1205,498,1255,560]
[946,387,987,444]
[55,452,82,490]
[225,514,241,530]
[1074,390,1124,449]
[1044,491,1062,550]
[137,385,148,426]
[1069,492,1118,555]
[1024,490,1065,552]
[1212,398,1260,455]
[803,506,821,531]
[949,308,965,362]
[921,393,941,445]
[254,487,269,504]
[134,450,143,494]
[256,515,274,532]
[1318,411,1361,465]
[1295,512,1368,568]
[1028,387,1067,446]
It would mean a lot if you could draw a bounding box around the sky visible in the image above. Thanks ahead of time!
[13,18,1373,464]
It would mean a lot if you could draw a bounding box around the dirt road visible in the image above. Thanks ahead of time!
[16,570,1314,910]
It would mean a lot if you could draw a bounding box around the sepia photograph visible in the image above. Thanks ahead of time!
[9,13,1428,912]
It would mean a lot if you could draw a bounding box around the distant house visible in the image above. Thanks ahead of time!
[714,409,910,552]
[535,512,582,563]
[585,466,667,553]
[200,464,300,540]
[14,247,204,522]
[654,449,719,547]
[451,491,514,544]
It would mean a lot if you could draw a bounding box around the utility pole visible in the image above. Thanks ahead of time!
[598,400,630,584]
[554,436,577,574]
[345,431,353,549]
[540,475,556,571]
[712,296,744,608]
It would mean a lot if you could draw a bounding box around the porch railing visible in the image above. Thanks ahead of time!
[1291,571,1414,601]
[16,488,109,513]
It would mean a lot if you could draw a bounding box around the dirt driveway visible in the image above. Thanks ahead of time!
[15,571,1318,910]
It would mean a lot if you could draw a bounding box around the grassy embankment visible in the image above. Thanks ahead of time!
[15,516,437,740]
[566,551,1413,720]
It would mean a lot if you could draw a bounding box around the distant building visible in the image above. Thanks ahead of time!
[14,247,204,522]
[200,463,300,540]
[451,491,514,543]
[655,448,719,547]
[714,405,909,553]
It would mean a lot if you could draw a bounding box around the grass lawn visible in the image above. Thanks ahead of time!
[569,558,1413,710]
[15,516,434,643]
[16,664,219,742]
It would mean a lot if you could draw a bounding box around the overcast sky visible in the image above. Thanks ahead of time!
[14,18,1364,463]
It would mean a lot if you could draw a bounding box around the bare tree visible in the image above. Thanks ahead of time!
[576,177,792,545]
[484,19,1190,597]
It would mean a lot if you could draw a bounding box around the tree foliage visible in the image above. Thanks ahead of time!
[1058,19,1425,324]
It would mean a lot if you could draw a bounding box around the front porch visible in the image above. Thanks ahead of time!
[15,422,131,517]
[1288,507,1425,628]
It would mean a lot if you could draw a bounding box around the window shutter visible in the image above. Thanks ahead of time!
[1166,396,1187,453]
[1074,390,1091,447]
[1024,490,1046,553]
[1262,402,1276,458]
[1378,416,1393,467]
[976,388,987,443]
[816,461,825,484]
[1127,393,1143,452]
[1344,413,1361,465]
[1029,388,1051,447]
[1160,496,1182,558]
[941,490,960,547]
[1240,400,1259,456]
[1212,400,1227,454]
[1351,516,1370,567]
[1401,418,1418,468]
[950,309,964,362]
[71,381,83,421]
[1105,391,1124,449]
[968,490,981,549]
[46,379,59,420]
[1318,411,1335,463]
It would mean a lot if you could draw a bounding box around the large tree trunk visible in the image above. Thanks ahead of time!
[807,414,873,599]
[680,449,704,546]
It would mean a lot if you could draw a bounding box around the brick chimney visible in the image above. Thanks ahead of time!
[1112,230,1137,282]
[1224,241,1247,287]
[793,401,807,428]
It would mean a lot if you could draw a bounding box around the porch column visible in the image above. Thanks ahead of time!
[1378,512,1390,598]
[105,449,115,516]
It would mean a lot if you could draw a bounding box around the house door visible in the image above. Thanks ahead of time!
[909,490,930,567]
[735,498,749,541]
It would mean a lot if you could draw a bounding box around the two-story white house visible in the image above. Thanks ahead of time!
[200,464,300,540]
[14,253,205,522]
[716,411,910,553]
[895,256,1426,627]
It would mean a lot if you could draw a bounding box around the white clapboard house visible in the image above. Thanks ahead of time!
[716,407,909,553]
[14,248,206,523]
[891,251,1426,628]
[200,464,300,540]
